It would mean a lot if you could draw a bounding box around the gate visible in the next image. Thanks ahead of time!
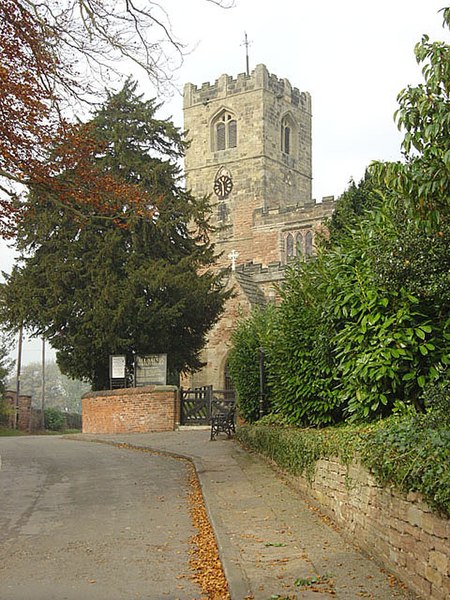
[180,386,213,425]
[180,386,236,426]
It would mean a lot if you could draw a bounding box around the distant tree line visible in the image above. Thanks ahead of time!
[5,361,89,413]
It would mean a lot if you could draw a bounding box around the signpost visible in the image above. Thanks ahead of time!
[135,354,167,387]
[110,355,127,389]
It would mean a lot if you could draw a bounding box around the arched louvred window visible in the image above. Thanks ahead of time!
[295,233,303,257]
[281,116,291,154]
[216,122,226,151]
[213,111,238,151]
[284,125,290,154]
[305,230,313,257]
[286,233,294,258]
[228,119,237,148]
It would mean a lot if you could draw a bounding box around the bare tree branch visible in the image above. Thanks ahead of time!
[1,0,233,235]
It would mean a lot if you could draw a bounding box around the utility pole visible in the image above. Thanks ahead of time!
[14,324,23,429]
[41,338,46,429]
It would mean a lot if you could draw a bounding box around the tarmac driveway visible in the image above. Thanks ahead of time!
[0,436,201,600]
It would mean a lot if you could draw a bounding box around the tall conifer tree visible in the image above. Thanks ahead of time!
[1,81,228,390]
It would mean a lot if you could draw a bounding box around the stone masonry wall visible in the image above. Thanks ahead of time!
[82,386,179,434]
[292,457,449,600]
[184,271,253,390]
[183,64,317,271]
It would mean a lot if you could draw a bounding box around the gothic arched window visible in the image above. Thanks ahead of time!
[295,233,303,257]
[305,231,314,258]
[281,123,290,154]
[286,233,294,259]
[216,122,226,150]
[213,111,237,151]
[281,113,298,157]
[228,119,237,148]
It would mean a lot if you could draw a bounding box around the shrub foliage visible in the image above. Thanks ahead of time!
[237,414,450,517]
[228,15,450,426]
[44,407,66,431]
[227,306,276,422]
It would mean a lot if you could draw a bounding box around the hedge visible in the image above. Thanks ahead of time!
[236,414,450,517]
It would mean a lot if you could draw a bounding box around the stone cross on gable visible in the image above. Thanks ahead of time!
[228,250,239,271]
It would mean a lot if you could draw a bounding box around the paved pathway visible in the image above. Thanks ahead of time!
[77,430,416,600]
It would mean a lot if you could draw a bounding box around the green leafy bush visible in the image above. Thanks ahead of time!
[44,407,66,431]
[420,377,450,428]
[268,259,343,426]
[237,417,450,517]
[359,416,450,516]
[245,194,450,425]
[227,306,276,422]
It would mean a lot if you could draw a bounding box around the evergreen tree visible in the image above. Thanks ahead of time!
[0,81,229,390]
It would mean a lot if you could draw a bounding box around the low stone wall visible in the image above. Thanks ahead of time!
[82,386,179,434]
[291,458,449,600]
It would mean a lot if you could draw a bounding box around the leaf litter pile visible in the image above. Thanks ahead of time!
[187,463,231,599]
[114,442,230,599]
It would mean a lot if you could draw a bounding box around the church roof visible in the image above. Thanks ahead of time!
[234,268,267,309]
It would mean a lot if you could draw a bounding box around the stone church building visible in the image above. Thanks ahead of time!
[182,64,336,390]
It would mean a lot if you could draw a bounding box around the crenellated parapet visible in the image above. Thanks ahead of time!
[184,64,311,113]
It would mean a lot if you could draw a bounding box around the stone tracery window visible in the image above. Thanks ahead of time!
[285,229,314,262]
[216,122,226,150]
[228,119,237,147]
[295,232,303,257]
[213,110,237,151]
[286,233,294,258]
[305,231,313,257]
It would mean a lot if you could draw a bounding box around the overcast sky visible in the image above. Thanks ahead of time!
[160,0,447,200]
[2,0,448,365]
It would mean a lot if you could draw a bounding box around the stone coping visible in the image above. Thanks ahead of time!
[82,385,178,399]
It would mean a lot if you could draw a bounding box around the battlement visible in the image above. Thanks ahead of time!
[253,195,336,227]
[184,64,311,111]
[236,261,286,278]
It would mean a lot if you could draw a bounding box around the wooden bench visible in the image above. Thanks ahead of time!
[210,399,236,440]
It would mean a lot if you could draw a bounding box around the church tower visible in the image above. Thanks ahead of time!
[184,63,315,267]
[183,65,335,389]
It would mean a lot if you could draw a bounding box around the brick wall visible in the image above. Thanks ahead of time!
[4,391,32,431]
[291,458,449,600]
[82,386,179,434]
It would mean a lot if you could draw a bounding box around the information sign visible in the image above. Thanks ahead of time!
[135,354,167,386]
[110,355,126,379]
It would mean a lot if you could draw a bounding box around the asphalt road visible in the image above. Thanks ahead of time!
[0,436,202,600]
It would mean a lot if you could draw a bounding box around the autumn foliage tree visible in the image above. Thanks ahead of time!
[0,0,59,233]
[0,0,233,236]
[0,1,151,234]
